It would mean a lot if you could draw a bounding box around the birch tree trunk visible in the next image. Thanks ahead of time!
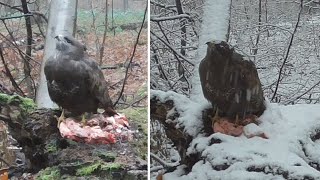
[36,0,78,108]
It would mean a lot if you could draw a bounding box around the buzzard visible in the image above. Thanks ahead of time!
[199,41,265,124]
[44,34,116,126]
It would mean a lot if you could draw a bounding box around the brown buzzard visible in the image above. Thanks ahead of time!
[199,41,265,122]
[44,35,116,126]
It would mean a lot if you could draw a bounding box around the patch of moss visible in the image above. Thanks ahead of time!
[19,96,36,112]
[45,142,58,153]
[93,150,116,162]
[0,93,10,104]
[76,161,101,176]
[75,161,123,177]
[100,162,122,171]
[3,94,36,113]
[36,167,60,180]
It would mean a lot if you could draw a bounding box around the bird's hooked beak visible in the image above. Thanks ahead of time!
[206,42,215,51]
[54,35,63,41]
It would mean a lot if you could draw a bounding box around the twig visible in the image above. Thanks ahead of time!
[112,0,115,36]
[21,0,36,98]
[150,153,179,169]
[284,80,320,105]
[0,46,25,96]
[150,165,164,173]
[101,65,118,70]
[150,1,177,13]
[151,31,194,66]
[0,33,40,66]
[32,13,46,38]
[0,14,33,20]
[271,0,303,101]
[99,0,108,65]
[0,114,11,122]
[0,1,48,23]
[150,14,190,22]
[113,1,148,106]
[125,95,147,108]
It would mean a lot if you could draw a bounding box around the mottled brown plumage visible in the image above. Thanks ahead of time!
[199,41,265,119]
[44,35,116,117]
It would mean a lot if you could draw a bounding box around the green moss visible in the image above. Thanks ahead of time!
[100,163,122,171]
[0,94,36,119]
[93,150,116,162]
[45,143,58,153]
[36,167,60,180]
[75,161,123,176]
[0,93,10,103]
[76,161,101,176]
[3,94,36,112]
[19,96,36,112]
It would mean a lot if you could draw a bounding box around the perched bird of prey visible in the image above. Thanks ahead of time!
[44,34,117,126]
[199,41,265,123]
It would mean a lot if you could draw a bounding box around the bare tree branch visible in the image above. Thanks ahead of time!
[113,1,148,106]
[151,31,194,66]
[271,0,303,101]
[21,0,36,98]
[0,14,33,20]
[0,46,25,96]
[0,1,48,22]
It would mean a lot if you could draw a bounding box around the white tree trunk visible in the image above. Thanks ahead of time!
[36,0,78,108]
[190,0,231,102]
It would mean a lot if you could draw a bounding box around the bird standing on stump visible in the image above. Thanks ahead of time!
[199,41,265,126]
[44,34,117,127]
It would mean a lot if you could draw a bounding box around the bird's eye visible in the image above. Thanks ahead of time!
[64,37,72,43]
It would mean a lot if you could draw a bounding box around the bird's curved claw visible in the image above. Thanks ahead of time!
[55,109,65,128]
[211,108,220,127]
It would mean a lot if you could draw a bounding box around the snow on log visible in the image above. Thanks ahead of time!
[36,0,77,108]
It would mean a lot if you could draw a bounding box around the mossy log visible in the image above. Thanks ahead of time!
[0,93,147,179]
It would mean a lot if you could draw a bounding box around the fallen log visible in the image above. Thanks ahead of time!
[0,93,147,179]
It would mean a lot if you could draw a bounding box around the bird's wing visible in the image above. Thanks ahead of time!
[44,56,57,83]
[82,57,116,114]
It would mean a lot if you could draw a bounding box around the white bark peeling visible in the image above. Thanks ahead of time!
[246,89,252,102]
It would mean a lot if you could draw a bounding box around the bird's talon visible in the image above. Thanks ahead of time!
[81,113,88,127]
[56,109,65,128]
[211,108,220,127]
[235,114,240,126]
